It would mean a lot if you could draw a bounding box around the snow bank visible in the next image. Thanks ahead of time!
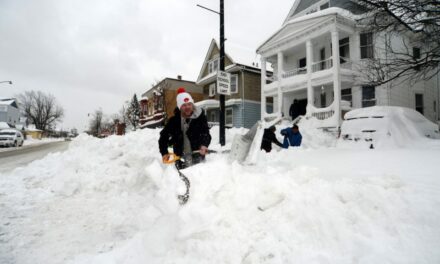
[1,127,440,264]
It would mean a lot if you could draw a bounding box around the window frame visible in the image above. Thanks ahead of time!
[362,85,376,107]
[360,32,374,59]
[208,58,219,74]
[230,74,238,94]
[209,83,216,97]
[341,88,353,106]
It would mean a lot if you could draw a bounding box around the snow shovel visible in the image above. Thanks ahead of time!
[163,153,191,205]
[229,116,282,165]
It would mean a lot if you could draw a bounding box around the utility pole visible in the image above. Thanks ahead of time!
[197,0,226,146]
[219,0,225,146]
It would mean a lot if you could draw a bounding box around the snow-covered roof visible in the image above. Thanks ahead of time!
[0,99,15,106]
[0,122,11,129]
[196,39,235,83]
[257,7,360,55]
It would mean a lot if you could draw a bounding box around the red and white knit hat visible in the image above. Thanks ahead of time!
[176,87,194,109]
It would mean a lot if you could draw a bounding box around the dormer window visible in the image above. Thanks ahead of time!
[208,58,219,74]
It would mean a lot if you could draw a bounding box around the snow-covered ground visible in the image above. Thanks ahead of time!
[1,123,440,264]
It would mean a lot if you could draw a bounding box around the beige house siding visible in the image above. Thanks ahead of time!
[142,77,203,120]
[200,69,263,103]
[201,45,234,78]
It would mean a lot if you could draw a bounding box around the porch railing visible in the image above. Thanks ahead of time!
[312,57,333,72]
[312,109,335,120]
[282,67,307,78]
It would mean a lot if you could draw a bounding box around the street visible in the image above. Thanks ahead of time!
[0,141,70,173]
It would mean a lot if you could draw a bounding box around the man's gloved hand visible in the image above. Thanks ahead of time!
[162,154,171,163]
[199,146,208,156]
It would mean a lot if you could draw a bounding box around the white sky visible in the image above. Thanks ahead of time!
[0,0,293,131]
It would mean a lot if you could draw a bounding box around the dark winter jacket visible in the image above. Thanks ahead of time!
[159,107,211,156]
[261,128,283,152]
[289,103,301,120]
[280,128,302,148]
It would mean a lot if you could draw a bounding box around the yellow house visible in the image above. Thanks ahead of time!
[26,129,43,139]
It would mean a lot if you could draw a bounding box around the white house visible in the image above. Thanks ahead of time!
[0,98,20,126]
[257,0,440,128]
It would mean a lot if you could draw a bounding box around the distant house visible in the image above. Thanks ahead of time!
[0,98,20,126]
[140,76,204,128]
[195,39,272,128]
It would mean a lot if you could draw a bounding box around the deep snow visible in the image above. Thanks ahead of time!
[1,124,440,264]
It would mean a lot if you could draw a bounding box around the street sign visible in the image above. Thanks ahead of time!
[217,71,231,95]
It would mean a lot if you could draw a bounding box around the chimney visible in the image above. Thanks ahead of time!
[177,75,182,80]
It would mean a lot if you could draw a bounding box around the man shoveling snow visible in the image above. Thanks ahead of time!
[158,87,212,204]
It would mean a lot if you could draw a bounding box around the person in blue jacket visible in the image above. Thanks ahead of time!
[280,124,302,148]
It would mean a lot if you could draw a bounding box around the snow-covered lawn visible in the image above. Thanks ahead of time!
[0,126,439,264]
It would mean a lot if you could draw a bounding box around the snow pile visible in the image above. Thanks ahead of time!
[1,127,440,263]
[339,106,440,149]
[23,137,64,146]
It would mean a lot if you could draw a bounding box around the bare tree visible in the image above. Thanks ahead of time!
[88,109,103,137]
[16,90,64,131]
[354,0,440,85]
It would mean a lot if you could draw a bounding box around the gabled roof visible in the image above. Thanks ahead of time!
[196,39,234,83]
[283,0,304,25]
[0,98,18,108]
[257,7,358,55]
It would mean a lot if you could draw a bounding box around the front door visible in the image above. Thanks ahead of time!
[298,99,307,115]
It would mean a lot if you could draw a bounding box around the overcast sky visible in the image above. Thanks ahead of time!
[0,0,293,131]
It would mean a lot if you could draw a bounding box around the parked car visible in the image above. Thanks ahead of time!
[339,106,440,148]
[0,129,24,147]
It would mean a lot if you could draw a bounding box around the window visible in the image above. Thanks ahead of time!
[230,74,238,94]
[320,2,329,10]
[360,32,374,59]
[415,93,424,115]
[434,100,437,113]
[209,83,216,97]
[320,48,326,70]
[208,58,219,74]
[339,37,350,63]
[225,108,233,126]
[341,88,352,106]
[413,47,421,71]
[209,110,217,122]
[362,86,376,107]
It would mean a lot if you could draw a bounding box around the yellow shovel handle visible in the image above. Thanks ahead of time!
[163,153,181,164]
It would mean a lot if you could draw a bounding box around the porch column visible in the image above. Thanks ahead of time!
[260,57,267,119]
[306,39,314,114]
[331,29,342,125]
[350,32,360,61]
[277,52,284,115]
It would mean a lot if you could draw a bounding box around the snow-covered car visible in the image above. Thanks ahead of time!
[339,106,440,148]
[0,129,24,147]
